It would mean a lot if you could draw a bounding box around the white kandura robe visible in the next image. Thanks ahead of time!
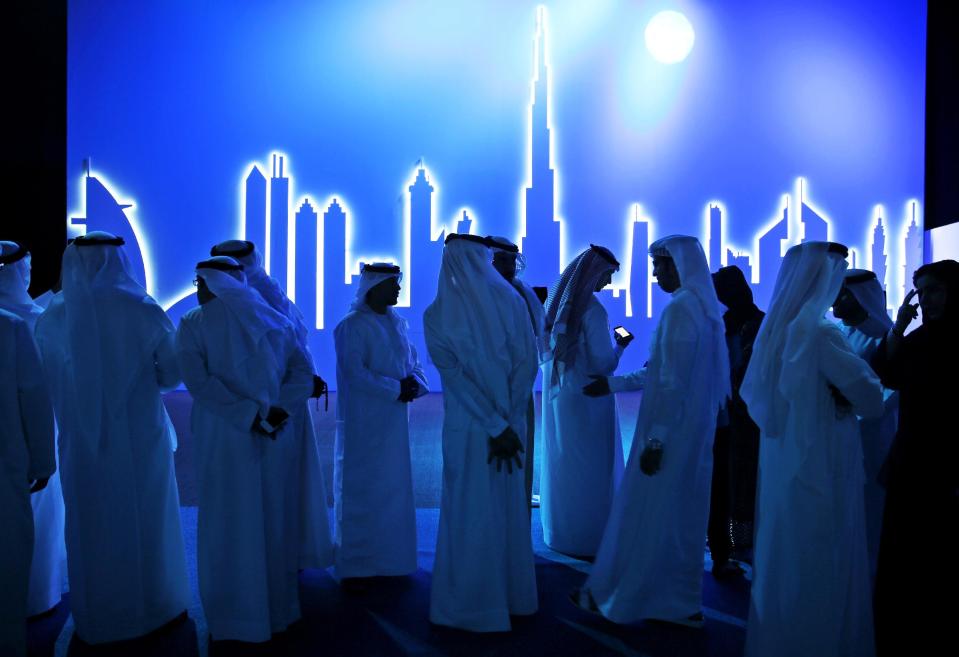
[0,311,55,657]
[841,324,898,580]
[176,300,315,642]
[585,289,721,622]
[0,301,66,616]
[745,322,883,657]
[425,292,539,632]
[541,295,624,556]
[244,267,332,571]
[34,295,189,644]
[333,307,428,578]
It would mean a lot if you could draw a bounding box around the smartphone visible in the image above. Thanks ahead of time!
[259,417,279,434]
[614,326,632,340]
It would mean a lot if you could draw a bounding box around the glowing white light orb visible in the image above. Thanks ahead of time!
[644,10,695,64]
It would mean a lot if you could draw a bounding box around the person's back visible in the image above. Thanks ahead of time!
[33,233,188,644]
[0,240,67,616]
[742,242,883,657]
[424,234,538,632]
[0,309,56,657]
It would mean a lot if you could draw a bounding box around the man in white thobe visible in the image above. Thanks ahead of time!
[211,239,332,570]
[0,242,66,617]
[33,232,189,644]
[0,309,55,657]
[741,242,884,657]
[832,268,899,578]
[488,236,547,510]
[573,235,729,627]
[540,244,630,557]
[176,256,315,642]
[424,234,538,632]
[333,263,428,583]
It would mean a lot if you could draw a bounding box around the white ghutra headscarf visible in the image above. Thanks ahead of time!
[425,234,528,389]
[211,239,311,352]
[0,241,40,322]
[650,234,731,409]
[59,231,171,454]
[842,269,892,338]
[741,241,849,439]
[543,244,619,397]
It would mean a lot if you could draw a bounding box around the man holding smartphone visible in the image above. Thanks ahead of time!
[176,256,315,643]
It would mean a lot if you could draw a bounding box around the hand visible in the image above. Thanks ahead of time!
[311,375,327,398]
[614,331,634,348]
[582,375,611,397]
[639,439,664,475]
[398,376,420,403]
[829,383,854,419]
[266,406,289,427]
[487,427,524,474]
[893,289,919,336]
[252,407,289,440]
[251,415,276,439]
[29,477,50,493]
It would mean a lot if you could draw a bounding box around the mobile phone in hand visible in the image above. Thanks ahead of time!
[614,326,632,340]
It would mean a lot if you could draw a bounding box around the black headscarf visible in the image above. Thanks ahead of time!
[712,265,762,333]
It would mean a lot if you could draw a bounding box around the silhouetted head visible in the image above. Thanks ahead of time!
[195,277,215,305]
[195,256,243,305]
[358,262,402,313]
[487,235,520,282]
[833,286,867,325]
[712,265,753,311]
[589,244,619,291]
[650,256,678,293]
[366,276,401,310]
[914,259,959,324]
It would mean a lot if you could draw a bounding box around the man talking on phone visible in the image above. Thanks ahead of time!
[574,235,729,628]
[176,256,316,642]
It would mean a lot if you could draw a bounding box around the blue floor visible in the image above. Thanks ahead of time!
[31,508,748,657]
[27,392,750,656]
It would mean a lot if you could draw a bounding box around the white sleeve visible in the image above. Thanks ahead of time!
[582,300,622,376]
[15,319,56,481]
[334,320,402,401]
[820,325,884,419]
[409,341,430,397]
[277,339,315,413]
[425,321,510,437]
[154,330,182,392]
[646,302,699,443]
[609,368,647,392]
[175,318,261,433]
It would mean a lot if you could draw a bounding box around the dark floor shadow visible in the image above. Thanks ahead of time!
[26,597,70,657]
[66,612,198,657]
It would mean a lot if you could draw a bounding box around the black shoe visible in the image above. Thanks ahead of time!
[340,577,371,594]
[711,560,745,580]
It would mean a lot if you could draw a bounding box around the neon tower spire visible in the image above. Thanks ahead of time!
[520,5,561,286]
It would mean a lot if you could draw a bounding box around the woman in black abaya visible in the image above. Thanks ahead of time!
[871,259,959,656]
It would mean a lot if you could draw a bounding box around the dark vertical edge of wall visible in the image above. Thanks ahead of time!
[2,0,67,296]
[924,2,959,232]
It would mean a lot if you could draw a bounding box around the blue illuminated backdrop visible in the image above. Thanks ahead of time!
[67,0,927,387]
